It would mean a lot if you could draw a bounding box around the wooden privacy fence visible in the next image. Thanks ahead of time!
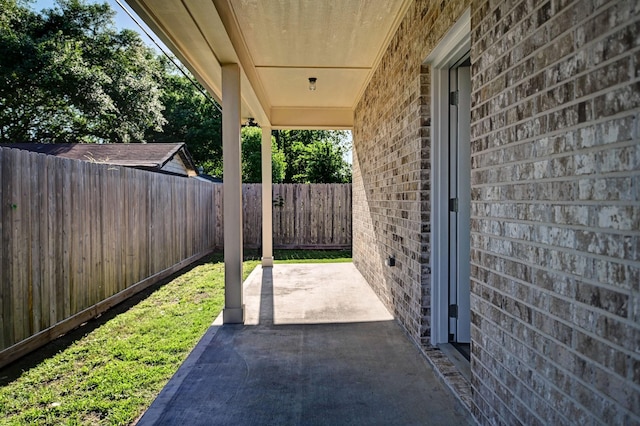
[0,147,217,366]
[238,184,352,249]
[209,183,352,249]
[0,146,351,366]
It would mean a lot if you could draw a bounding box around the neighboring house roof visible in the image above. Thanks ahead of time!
[0,143,198,177]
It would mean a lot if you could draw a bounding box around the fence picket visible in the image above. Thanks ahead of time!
[0,149,4,348]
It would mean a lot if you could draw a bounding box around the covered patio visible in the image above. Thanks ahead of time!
[122,0,475,423]
[137,263,472,425]
[120,0,478,424]
[120,0,640,423]
[123,0,413,323]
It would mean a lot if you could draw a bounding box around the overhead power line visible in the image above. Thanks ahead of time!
[113,0,222,113]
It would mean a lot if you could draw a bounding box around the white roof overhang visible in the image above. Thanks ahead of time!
[124,0,412,129]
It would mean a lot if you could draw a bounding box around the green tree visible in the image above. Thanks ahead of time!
[241,126,286,183]
[0,0,165,143]
[145,63,223,176]
[274,130,351,183]
[273,130,351,183]
[293,140,351,183]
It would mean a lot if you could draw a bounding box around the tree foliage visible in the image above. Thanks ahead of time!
[145,62,223,176]
[292,140,351,183]
[241,126,286,183]
[274,130,351,183]
[0,0,165,143]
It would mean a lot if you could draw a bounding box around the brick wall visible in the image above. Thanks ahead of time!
[354,0,639,424]
[470,0,640,423]
[352,0,471,342]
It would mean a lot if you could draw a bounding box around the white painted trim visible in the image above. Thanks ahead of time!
[425,9,471,66]
[456,64,472,343]
[425,9,470,346]
[222,63,245,324]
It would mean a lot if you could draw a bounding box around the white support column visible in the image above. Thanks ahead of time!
[261,126,273,267]
[222,63,244,324]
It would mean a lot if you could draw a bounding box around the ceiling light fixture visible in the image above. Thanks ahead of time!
[308,77,317,91]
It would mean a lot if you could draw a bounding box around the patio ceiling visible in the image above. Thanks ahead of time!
[124,0,412,129]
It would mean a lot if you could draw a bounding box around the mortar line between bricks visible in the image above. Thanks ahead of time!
[469,272,640,362]
[469,229,640,269]
[471,0,590,66]
[468,250,638,301]
[469,345,550,426]
[469,111,639,158]
[470,92,640,150]
[472,9,640,111]
[470,199,640,210]
[472,309,640,422]
[469,135,638,166]
[472,0,563,59]
[470,323,607,426]
[469,212,640,236]
[471,74,640,133]
[470,168,640,185]
[470,300,640,390]
[471,40,640,117]
[471,69,640,130]
[469,242,640,293]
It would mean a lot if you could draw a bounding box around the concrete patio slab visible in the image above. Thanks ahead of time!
[138,263,473,425]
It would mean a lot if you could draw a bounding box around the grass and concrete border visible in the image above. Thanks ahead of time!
[0,250,351,425]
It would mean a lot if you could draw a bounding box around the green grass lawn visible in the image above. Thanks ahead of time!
[0,249,350,425]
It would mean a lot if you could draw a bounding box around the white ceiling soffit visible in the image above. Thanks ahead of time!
[125,0,412,129]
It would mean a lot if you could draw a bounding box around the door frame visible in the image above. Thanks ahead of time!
[425,9,470,346]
